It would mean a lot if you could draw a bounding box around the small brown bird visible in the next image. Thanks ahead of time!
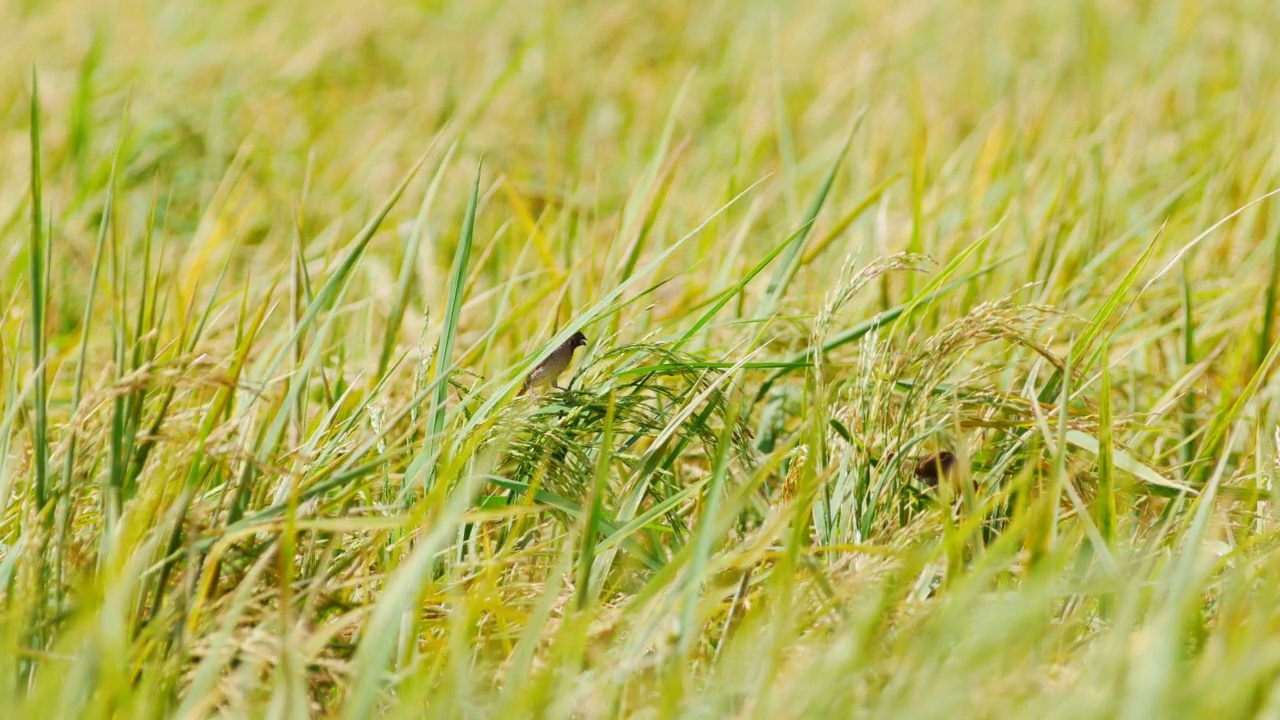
[521,331,588,394]
[912,451,958,488]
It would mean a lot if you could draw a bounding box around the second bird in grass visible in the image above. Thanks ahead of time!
[912,451,957,487]
[521,331,588,395]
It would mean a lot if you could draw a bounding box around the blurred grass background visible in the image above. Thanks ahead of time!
[4,0,1280,717]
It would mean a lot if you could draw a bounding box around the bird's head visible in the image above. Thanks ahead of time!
[569,331,588,350]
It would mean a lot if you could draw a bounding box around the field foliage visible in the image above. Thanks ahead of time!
[3,0,1280,717]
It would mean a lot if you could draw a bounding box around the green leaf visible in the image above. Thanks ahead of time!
[422,160,482,492]
[757,111,864,317]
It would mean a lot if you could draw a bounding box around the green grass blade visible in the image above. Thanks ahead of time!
[0,356,39,516]
[757,112,863,318]
[1039,225,1162,404]
[260,152,429,383]
[377,139,454,380]
[576,395,615,611]
[1193,327,1280,483]
[28,69,48,510]
[614,73,690,279]
[422,160,481,492]
[1096,340,1115,548]
[678,392,737,657]
[1260,225,1280,369]
[672,221,810,353]
[1180,260,1196,470]
[341,471,482,720]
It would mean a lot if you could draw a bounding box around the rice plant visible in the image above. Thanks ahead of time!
[3,0,1280,717]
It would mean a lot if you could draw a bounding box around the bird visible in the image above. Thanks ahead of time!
[877,450,959,488]
[521,331,588,395]
[912,451,958,488]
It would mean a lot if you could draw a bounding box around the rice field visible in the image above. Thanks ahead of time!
[3,0,1280,716]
